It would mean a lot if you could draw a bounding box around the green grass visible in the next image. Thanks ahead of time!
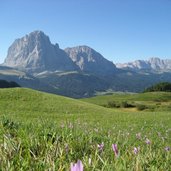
[0,88,115,122]
[0,88,171,170]
[82,92,171,111]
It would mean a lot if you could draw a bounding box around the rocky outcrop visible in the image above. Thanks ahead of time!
[65,46,116,75]
[116,57,171,73]
[4,31,77,73]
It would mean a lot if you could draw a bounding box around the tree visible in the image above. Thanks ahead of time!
[0,80,20,88]
[144,82,171,92]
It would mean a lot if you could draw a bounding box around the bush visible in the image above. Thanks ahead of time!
[106,101,135,108]
[136,104,147,111]
[120,101,135,108]
[107,101,117,108]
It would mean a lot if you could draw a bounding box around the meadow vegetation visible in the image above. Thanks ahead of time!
[0,88,170,170]
[82,92,171,112]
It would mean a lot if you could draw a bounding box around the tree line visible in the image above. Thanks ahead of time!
[144,82,171,92]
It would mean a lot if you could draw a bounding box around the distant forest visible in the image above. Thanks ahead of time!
[0,80,20,88]
[144,82,171,92]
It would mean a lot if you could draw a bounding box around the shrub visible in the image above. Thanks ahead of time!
[120,101,135,108]
[107,101,117,108]
[136,104,147,111]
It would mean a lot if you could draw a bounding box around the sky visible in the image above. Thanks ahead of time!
[0,0,171,64]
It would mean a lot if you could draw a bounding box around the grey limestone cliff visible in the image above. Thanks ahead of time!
[116,57,171,73]
[4,31,78,73]
[65,45,116,75]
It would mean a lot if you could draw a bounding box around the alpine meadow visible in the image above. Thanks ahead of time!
[1,0,171,170]
[0,88,170,170]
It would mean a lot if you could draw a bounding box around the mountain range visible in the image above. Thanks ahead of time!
[116,57,171,73]
[1,30,171,98]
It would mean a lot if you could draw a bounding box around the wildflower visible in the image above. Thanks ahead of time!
[70,160,83,171]
[112,144,119,157]
[164,146,170,151]
[145,138,151,145]
[97,142,104,152]
[133,147,140,155]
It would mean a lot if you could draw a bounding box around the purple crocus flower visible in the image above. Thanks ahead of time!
[70,160,83,171]
[145,138,151,145]
[97,142,104,152]
[112,144,119,157]
[133,147,140,154]
[164,146,170,151]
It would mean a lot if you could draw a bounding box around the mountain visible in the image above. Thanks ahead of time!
[0,65,61,94]
[116,57,171,73]
[65,46,116,75]
[3,31,78,73]
[36,71,110,98]
[2,30,171,98]
[2,31,118,97]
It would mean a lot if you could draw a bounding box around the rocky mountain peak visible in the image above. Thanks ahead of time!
[3,30,117,75]
[65,45,116,75]
[3,31,77,73]
[116,57,171,73]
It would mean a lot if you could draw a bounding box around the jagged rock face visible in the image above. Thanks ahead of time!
[116,57,171,72]
[65,46,116,75]
[116,60,151,70]
[4,31,77,73]
[149,58,171,70]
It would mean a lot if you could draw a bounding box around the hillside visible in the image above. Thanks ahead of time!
[0,80,20,88]
[0,88,170,170]
[82,92,171,111]
[0,88,115,121]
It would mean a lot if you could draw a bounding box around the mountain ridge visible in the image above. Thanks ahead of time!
[65,45,116,75]
[1,30,171,98]
[3,30,78,73]
[3,31,117,75]
[116,57,171,73]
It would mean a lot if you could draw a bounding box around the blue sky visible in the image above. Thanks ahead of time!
[0,0,171,64]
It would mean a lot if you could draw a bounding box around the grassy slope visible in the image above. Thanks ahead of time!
[0,88,171,170]
[0,88,170,129]
[0,88,116,122]
[82,92,171,109]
